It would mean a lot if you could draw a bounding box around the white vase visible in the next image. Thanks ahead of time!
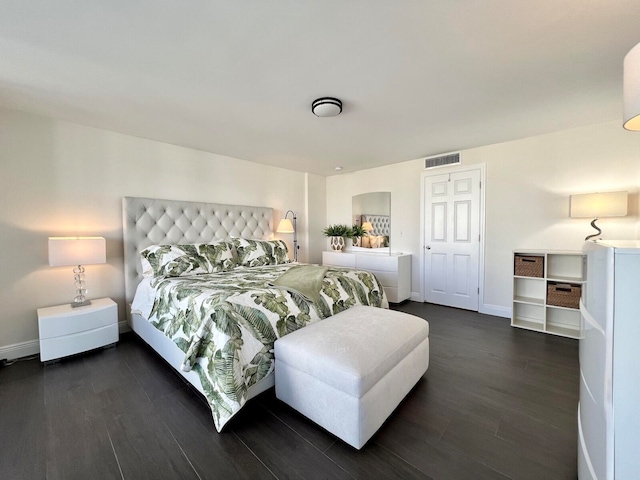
[330,236,345,251]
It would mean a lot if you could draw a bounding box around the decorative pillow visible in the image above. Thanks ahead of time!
[197,242,236,272]
[232,238,290,267]
[140,241,236,278]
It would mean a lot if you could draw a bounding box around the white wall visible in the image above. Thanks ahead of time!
[304,173,327,265]
[3,107,638,356]
[327,120,640,316]
[0,107,323,357]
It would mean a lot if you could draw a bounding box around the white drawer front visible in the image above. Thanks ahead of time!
[382,286,400,304]
[322,252,356,268]
[366,270,398,288]
[578,374,608,480]
[355,255,397,272]
[39,303,117,339]
[40,324,119,361]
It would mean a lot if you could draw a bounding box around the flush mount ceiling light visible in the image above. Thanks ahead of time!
[312,97,342,117]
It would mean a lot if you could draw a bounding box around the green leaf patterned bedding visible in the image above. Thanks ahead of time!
[138,264,388,431]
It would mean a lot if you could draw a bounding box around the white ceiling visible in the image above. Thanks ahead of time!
[2,1,640,176]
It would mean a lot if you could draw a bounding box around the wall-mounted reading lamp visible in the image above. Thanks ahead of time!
[277,210,298,262]
[569,191,628,241]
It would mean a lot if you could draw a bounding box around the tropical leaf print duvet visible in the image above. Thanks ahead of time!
[139,264,387,431]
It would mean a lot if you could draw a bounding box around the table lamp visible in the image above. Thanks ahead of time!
[48,237,106,307]
[569,192,628,241]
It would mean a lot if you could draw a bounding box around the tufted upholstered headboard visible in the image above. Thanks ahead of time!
[122,196,274,312]
[361,214,390,237]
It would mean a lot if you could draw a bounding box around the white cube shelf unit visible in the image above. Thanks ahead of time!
[512,250,585,339]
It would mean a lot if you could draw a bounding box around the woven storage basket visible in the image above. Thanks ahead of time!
[547,282,581,309]
[514,255,544,277]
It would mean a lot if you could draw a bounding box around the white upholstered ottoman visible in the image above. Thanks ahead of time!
[274,306,429,449]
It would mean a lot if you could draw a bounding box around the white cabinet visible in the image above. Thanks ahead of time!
[578,241,640,480]
[37,297,118,362]
[511,250,585,339]
[322,251,412,303]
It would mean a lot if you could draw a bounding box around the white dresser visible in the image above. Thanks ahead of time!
[322,251,411,303]
[579,241,640,480]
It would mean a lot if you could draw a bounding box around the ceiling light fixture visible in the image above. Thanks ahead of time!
[312,97,342,117]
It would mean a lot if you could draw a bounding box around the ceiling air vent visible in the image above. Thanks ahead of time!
[424,152,461,169]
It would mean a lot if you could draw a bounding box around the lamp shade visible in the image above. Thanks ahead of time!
[361,221,374,232]
[48,237,106,267]
[569,192,628,218]
[624,41,640,131]
[276,219,294,234]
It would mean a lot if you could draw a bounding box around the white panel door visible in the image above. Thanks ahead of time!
[424,169,480,310]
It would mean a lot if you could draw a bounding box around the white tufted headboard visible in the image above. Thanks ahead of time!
[122,196,274,312]
[361,214,390,237]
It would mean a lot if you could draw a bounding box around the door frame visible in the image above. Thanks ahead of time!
[419,163,486,312]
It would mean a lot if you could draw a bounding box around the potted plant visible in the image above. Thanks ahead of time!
[323,224,352,251]
[350,224,368,247]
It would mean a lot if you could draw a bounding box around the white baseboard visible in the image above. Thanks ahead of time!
[479,303,511,318]
[0,321,132,361]
[0,339,40,361]
[404,294,511,319]
[403,293,511,320]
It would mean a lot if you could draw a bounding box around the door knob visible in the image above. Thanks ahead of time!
[426,246,431,250]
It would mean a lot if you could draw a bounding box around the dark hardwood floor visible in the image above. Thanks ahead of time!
[0,302,579,480]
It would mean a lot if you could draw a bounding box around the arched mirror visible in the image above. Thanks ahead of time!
[351,192,391,253]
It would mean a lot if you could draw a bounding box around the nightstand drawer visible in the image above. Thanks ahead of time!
[38,298,117,339]
[40,324,118,362]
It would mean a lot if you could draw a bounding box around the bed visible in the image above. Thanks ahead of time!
[359,214,390,248]
[122,196,388,431]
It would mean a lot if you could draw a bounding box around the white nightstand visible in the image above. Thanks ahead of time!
[37,297,118,362]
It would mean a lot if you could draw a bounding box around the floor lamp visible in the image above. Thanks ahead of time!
[277,211,298,262]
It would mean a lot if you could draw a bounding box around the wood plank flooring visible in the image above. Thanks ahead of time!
[0,302,579,479]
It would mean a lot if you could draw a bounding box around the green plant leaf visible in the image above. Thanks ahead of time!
[322,224,352,237]
[231,304,277,344]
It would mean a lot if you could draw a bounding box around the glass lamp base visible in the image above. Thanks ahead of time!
[71,295,92,308]
[71,300,92,308]
[71,265,90,307]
